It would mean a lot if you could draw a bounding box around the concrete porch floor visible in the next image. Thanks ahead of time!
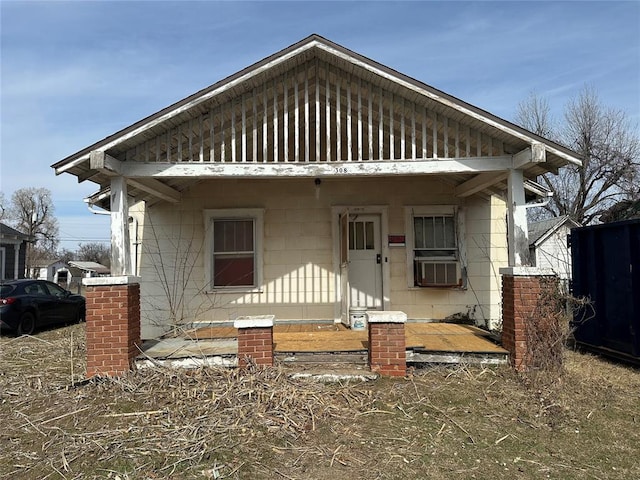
[139,322,508,366]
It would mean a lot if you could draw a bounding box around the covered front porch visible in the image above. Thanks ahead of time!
[56,35,583,378]
[139,320,508,370]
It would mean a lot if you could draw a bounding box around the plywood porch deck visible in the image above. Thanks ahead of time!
[187,322,507,355]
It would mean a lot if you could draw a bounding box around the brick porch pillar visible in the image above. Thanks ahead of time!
[500,267,557,371]
[234,315,275,367]
[367,311,407,377]
[83,276,141,378]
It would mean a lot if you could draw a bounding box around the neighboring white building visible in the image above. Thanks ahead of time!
[32,259,68,282]
[528,216,581,281]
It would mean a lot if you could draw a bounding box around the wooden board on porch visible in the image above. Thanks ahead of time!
[186,326,237,339]
[406,323,507,354]
[274,330,368,353]
[187,322,347,340]
[187,322,506,355]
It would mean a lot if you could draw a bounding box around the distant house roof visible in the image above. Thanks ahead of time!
[0,222,31,241]
[528,216,581,248]
[599,199,640,223]
[68,261,111,275]
[31,259,65,268]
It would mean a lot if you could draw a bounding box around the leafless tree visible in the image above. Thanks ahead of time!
[58,248,76,264]
[8,187,59,275]
[77,242,111,267]
[516,91,555,139]
[0,192,8,221]
[516,86,640,225]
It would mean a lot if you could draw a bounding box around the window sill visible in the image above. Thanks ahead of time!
[408,285,466,291]
[206,287,264,295]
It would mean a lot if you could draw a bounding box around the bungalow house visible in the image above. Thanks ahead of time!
[52,35,581,373]
[0,223,30,280]
[528,216,581,283]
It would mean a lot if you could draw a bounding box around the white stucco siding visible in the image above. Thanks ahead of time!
[134,177,508,338]
[463,195,508,329]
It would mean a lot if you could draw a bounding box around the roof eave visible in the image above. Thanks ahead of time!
[52,35,325,175]
[531,216,580,247]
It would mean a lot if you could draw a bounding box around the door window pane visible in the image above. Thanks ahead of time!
[349,220,375,251]
[355,222,364,250]
[365,222,374,250]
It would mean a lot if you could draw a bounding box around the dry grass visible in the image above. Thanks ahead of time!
[1,323,639,479]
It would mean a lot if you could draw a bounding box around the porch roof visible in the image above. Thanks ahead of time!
[0,223,32,242]
[52,34,581,209]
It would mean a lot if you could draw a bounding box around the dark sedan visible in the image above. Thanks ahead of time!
[0,279,85,335]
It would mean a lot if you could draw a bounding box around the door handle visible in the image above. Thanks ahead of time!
[376,254,382,264]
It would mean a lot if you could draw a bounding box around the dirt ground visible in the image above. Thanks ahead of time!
[1,323,639,480]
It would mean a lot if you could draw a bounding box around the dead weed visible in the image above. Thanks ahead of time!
[1,324,639,479]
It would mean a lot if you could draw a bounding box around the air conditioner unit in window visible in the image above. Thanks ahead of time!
[415,258,462,287]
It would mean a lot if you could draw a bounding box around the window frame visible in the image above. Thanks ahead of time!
[204,208,264,292]
[405,206,465,289]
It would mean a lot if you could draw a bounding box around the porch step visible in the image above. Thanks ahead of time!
[407,350,508,366]
[288,369,379,383]
[276,351,368,366]
[278,352,375,382]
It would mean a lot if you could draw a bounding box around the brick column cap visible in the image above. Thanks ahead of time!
[499,267,555,277]
[234,315,275,329]
[366,311,407,323]
[83,275,141,286]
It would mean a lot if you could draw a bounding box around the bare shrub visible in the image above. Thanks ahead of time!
[522,277,589,385]
[142,208,216,335]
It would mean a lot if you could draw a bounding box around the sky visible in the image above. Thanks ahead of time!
[1,0,639,252]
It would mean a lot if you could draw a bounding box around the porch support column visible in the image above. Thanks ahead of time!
[110,176,132,276]
[83,276,141,377]
[499,267,557,371]
[506,168,530,267]
[367,311,407,377]
[14,242,20,278]
[234,315,275,367]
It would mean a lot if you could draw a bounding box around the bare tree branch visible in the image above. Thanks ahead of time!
[8,187,59,276]
[517,86,640,224]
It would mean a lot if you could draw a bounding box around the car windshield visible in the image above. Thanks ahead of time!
[0,285,16,296]
[46,283,67,296]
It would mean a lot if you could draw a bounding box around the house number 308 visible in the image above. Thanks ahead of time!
[334,167,348,174]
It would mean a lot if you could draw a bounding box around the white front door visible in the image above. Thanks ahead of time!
[348,214,383,309]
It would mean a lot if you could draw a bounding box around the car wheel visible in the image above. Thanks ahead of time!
[17,312,36,335]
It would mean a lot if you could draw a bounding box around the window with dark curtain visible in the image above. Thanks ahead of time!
[212,219,255,287]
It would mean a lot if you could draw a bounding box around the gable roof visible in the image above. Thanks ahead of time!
[30,259,65,268]
[528,215,581,247]
[53,34,582,206]
[68,261,111,274]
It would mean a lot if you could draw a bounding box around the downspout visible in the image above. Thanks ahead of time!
[86,204,110,215]
[524,192,553,210]
[128,216,139,276]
